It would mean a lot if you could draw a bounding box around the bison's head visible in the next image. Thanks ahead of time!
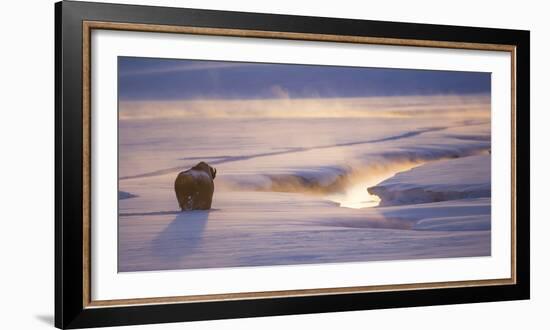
[193,161,217,180]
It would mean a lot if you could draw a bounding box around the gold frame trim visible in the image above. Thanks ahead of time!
[82,20,517,308]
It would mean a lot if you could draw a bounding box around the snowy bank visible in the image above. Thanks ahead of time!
[368,154,490,206]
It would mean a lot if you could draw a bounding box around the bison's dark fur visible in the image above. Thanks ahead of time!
[174,162,217,211]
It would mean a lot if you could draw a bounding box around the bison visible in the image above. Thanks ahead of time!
[174,162,217,211]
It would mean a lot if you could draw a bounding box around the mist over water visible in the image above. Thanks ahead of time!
[119,94,491,120]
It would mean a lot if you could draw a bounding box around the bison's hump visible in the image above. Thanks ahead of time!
[176,169,213,184]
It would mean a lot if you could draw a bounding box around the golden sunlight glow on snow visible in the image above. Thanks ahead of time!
[326,163,423,209]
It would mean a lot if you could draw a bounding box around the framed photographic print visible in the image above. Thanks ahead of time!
[55,1,530,328]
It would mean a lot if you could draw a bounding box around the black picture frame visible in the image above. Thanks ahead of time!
[55,1,530,328]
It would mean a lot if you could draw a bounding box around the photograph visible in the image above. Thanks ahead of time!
[117,56,492,272]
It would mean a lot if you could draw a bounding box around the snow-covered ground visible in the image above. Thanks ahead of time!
[118,94,491,272]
